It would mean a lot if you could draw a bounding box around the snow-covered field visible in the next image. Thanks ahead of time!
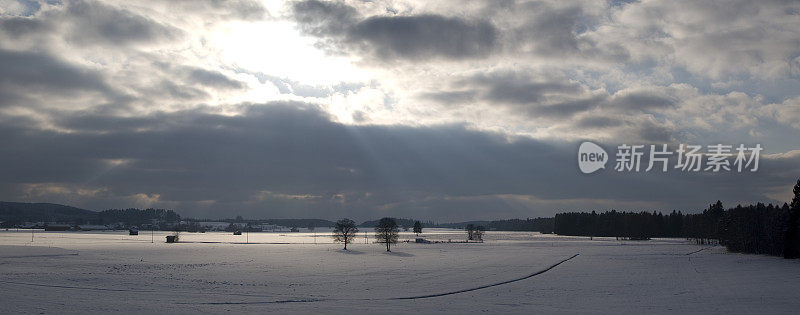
[1,229,799,314]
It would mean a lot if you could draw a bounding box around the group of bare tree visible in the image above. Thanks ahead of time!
[333,217,427,252]
[465,224,485,242]
[332,217,399,251]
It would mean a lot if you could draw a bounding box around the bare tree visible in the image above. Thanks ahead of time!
[465,224,476,241]
[333,219,358,250]
[474,225,485,242]
[375,217,399,252]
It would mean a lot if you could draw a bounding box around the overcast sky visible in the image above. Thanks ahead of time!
[1,0,799,221]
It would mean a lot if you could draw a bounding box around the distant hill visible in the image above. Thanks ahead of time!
[0,201,98,223]
[0,201,181,227]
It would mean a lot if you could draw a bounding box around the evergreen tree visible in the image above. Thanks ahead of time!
[784,180,800,258]
[551,179,800,258]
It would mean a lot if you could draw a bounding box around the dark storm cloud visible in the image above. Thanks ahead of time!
[467,73,583,104]
[420,90,477,104]
[575,115,622,129]
[349,14,498,59]
[0,49,114,107]
[55,0,182,46]
[0,16,50,37]
[425,70,600,118]
[290,0,627,62]
[186,68,245,90]
[512,5,583,56]
[633,120,674,143]
[156,80,210,100]
[0,49,107,91]
[0,0,183,46]
[423,69,683,123]
[1,102,797,220]
[51,112,167,133]
[611,92,677,111]
[292,0,359,37]
[292,0,498,60]
[531,96,606,118]
[503,2,629,61]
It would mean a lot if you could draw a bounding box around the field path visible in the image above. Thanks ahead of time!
[390,253,580,300]
[186,253,581,305]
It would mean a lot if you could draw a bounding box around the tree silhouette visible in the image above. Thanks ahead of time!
[413,221,423,236]
[465,224,476,241]
[550,178,800,259]
[785,180,800,258]
[375,217,399,252]
[474,225,485,242]
[333,218,358,250]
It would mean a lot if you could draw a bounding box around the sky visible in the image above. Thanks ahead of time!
[0,0,799,222]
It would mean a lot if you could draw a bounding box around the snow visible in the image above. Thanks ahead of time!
[1,229,799,314]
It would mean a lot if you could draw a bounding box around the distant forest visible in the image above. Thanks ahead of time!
[360,217,554,233]
[359,218,435,228]
[554,179,800,259]
[0,202,180,227]
[433,218,554,234]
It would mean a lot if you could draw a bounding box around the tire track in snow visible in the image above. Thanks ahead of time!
[390,253,579,300]
[187,253,580,304]
[684,247,712,255]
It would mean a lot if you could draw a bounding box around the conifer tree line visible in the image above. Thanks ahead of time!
[554,179,800,258]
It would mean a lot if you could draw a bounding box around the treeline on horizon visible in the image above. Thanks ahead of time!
[0,202,556,233]
[432,218,554,234]
[0,202,181,228]
[554,179,800,258]
[5,178,800,260]
[554,203,727,240]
